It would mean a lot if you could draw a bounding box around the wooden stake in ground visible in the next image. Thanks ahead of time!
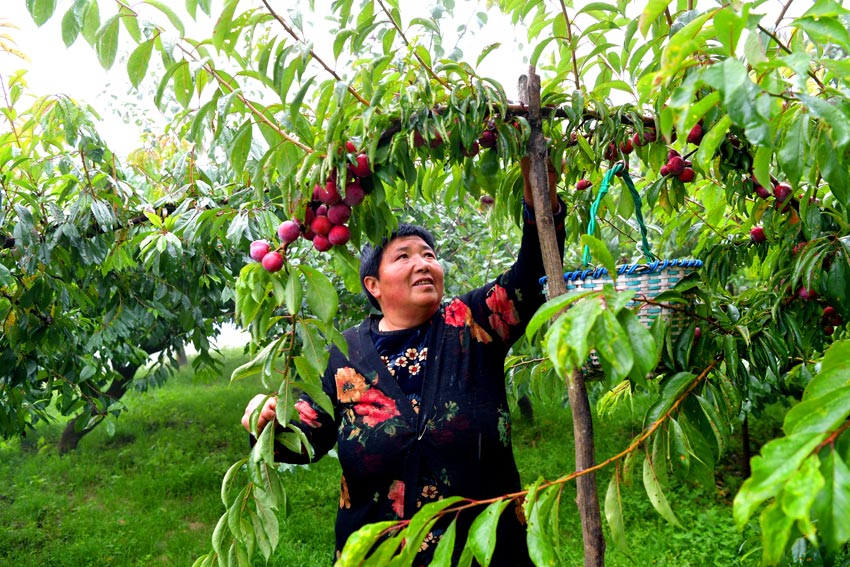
[522,67,606,567]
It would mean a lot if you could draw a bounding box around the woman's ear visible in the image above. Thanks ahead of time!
[363,276,381,302]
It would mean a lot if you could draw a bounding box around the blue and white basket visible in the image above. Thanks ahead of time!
[549,163,702,370]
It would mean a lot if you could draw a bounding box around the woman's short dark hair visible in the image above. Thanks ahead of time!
[360,224,437,311]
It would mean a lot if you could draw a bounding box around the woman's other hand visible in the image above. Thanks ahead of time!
[242,394,277,434]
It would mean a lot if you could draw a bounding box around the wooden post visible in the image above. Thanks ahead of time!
[523,67,606,567]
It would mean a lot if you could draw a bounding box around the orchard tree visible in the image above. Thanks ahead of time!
[9,0,850,565]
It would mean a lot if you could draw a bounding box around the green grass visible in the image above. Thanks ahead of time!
[1,350,765,567]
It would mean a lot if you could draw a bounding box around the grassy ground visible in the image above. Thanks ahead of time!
[1,349,765,567]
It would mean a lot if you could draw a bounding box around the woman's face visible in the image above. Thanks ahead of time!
[364,236,445,325]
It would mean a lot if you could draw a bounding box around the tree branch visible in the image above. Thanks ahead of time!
[259,0,372,108]
[557,0,582,91]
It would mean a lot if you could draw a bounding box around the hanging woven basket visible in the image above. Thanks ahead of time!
[542,162,702,371]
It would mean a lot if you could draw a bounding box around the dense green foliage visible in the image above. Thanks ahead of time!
[3,0,850,565]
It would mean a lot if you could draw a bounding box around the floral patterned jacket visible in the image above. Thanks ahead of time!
[278,207,566,566]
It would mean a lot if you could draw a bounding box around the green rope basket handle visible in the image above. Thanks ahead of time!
[582,162,656,267]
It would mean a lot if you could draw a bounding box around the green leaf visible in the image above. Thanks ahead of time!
[733,432,824,528]
[526,484,559,567]
[526,289,598,339]
[336,521,398,565]
[604,470,628,551]
[468,499,510,565]
[300,265,338,323]
[826,254,849,310]
[647,372,695,424]
[642,455,681,526]
[172,61,194,108]
[61,5,80,46]
[81,0,100,45]
[26,0,57,26]
[694,115,732,172]
[284,271,303,316]
[783,385,850,436]
[639,0,672,37]
[759,500,795,565]
[95,15,120,70]
[229,120,253,174]
[127,39,154,89]
[781,455,823,520]
[813,451,850,551]
[777,110,808,187]
[431,519,458,566]
[142,0,186,35]
[618,309,655,386]
[580,234,617,283]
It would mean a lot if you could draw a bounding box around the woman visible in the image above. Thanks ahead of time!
[243,157,566,565]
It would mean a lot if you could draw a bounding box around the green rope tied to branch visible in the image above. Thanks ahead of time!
[581,162,656,267]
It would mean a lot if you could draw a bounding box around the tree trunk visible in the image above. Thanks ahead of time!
[524,67,606,566]
[57,363,139,454]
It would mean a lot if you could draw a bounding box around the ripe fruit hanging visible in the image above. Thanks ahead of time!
[328,224,351,246]
[797,287,817,301]
[344,182,365,207]
[576,179,592,191]
[313,234,332,252]
[677,168,695,183]
[249,240,271,261]
[750,226,766,243]
[350,153,371,178]
[687,123,704,145]
[277,221,301,244]
[479,130,497,149]
[667,156,685,176]
[774,182,792,203]
[327,202,352,225]
[311,215,332,236]
[261,251,284,272]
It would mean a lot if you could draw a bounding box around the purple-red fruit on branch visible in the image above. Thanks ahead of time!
[413,130,426,148]
[328,225,351,246]
[576,179,592,191]
[604,143,618,161]
[660,165,670,176]
[774,182,793,203]
[678,168,695,183]
[315,204,328,217]
[687,123,704,145]
[667,156,686,176]
[350,153,371,178]
[277,221,301,244]
[344,182,366,207]
[345,140,357,153]
[479,130,497,149]
[249,240,271,261]
[479,195,495,207]
[797,287,817,301]
[311,215,332,236]
[667,149,681,160]
[261,251,284,272]
[463,141,480,157]
[750,226,766,243]
[824,325,835,336]
[620,139,633,155]
[320,180,340,205]
[694,327,701,340]
[327,203,352,225]
[312,183,323,201]
[313,234,332,252]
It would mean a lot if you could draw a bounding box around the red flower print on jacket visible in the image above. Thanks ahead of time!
[485,284,520,341]
[388,480,405,518]
[294,399,320,428]
[336,367,368,403]
[443,298,492,344]
[354,388,400,427]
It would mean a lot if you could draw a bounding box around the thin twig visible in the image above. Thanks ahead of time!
[259,0,371,108]
[557,0,582,90]
[375,0,451,90]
